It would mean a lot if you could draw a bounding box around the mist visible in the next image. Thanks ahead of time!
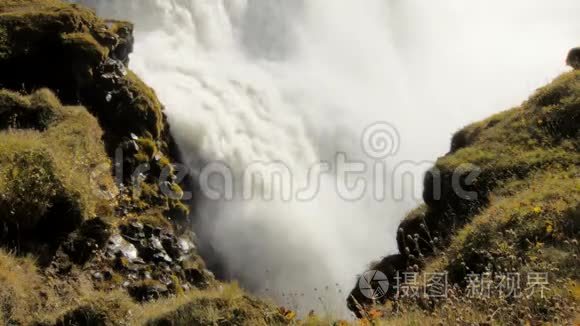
[76,0,579,316]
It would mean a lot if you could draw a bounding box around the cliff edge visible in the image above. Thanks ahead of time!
[0,1,287,324]
[348,62,579,324]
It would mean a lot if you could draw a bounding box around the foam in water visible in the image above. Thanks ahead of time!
[77,0,579,316]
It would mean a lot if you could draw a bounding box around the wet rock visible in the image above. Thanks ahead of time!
[107,234,138,261]
[102,270,113,281]
[161,234,180,258]
[120,221,144,239]
[129,280,168,302]
[97,57,127,86]
[177,237,195,254]
[347,254,408,318]
[143,224,154,237]
[61,217,111,265]
[106,20,134,66]
[184,268,212,289]
[153,251,173,264]
[126,263,144,273]
[92,271,104,281]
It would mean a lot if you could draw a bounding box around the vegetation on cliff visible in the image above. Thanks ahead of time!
[0,1,286,325]
[348,68,579,324]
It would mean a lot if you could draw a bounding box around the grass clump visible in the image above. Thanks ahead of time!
[0,88,58,130]
[54,291,137,326]
[0,250,47,323]
[140,283,288,326]
[0,89,115,250]
[60,31,109,66]
[0,136,64,228]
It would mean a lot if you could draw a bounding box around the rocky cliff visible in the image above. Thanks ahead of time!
[0,1,287,325]
[348,58,579,324]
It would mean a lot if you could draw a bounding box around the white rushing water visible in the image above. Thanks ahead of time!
[77,0,579,316]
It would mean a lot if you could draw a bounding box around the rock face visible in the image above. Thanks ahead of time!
[348,65,579,324]
[0,1,287,325]
[567,47,580,70]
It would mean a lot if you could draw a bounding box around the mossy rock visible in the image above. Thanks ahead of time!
[420,70,579,246]
[0,0,166,155]
[89,70,165,145]
[60,31,109,66]
[0,89,115,248]
[0,88,59,130]
[55,291,136,326]
[566,47,580,70]
[350,70,580,320]
[0,0,185,232]
[444,167,580,284]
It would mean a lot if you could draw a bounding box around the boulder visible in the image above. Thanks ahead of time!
[566,47,580,69]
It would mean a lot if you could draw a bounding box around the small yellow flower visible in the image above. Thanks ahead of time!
[545,222,553,234]
[284,310,296,321]
[532,206,542,214]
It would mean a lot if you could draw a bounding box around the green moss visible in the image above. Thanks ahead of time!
[0,2,274,325]
[446,167,580,282]
[0,88,115,235]
[0,138,61,228]
[60,32,109,66]
[0,0,166,154]
[165,201,190,223]
[0,88,59,130]
[124,71,164,139]
[125,213,172,231]
[353,70,580,323]
[423,70,579,219]
[136,138,158,159]
[56,291,136,326]
[170,274,185,297]
[0,1,105,61]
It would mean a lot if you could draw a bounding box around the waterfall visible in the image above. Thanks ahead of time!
[75,0,579,316]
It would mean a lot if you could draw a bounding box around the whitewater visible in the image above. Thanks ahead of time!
[76,0,579,316]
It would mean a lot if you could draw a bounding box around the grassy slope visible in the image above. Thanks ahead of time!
[348,70,579,325]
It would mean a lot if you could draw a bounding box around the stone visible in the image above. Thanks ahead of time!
[61,217,111,265]
[107,234,138,261]
[566,47,580,69]
[128,281,168,302]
